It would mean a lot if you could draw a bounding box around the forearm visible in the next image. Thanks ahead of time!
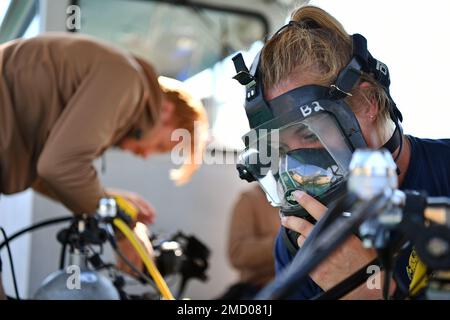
[31,178,61,202]
[341,271,397,300]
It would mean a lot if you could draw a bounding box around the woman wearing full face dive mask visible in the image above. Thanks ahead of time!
[234,5,450,299]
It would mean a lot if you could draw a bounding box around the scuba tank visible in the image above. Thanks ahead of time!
[34,248,119,300]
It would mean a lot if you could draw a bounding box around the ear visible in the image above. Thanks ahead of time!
[160,97,175,124]
[358,81,378,122]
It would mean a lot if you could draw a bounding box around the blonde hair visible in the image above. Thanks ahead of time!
[261,5,392,133]
[158,77,209,186]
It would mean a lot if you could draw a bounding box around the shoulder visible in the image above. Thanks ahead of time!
[4,33,145,82]
[39,33,129,57]
[409,135,450,150]
[9,33,125,58]
[404,135,450,195]
[34,33,142,73]
[408,135,450,164]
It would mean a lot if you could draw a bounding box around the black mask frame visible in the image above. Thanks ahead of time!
[233,22,403,183]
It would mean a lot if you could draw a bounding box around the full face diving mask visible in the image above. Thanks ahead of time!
[233,21,403,224]
[238,109,355,219]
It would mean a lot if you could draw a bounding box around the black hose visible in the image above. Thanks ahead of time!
[0,216,73,300]
[59,221,78,270]
[0,216,72,250]
[59,241,67,270]
[0,227,20,300]
[312,258,379,300]
[383,268,392,300]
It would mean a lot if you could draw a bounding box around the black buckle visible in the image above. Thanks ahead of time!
[233,71,256,87]
[236,164,256,183]
[329,84,353,99]
[232,53,255,86]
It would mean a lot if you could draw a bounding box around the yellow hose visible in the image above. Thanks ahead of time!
[113,218,174,300]
[114,196,138,221]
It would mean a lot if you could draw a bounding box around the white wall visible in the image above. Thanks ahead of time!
[39,0,70,32]
[0,190,33,298]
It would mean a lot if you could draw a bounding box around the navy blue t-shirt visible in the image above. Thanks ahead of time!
[274,135,450,299]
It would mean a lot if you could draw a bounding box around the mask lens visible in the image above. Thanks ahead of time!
[277,148,345,206]
[239,112,352,209]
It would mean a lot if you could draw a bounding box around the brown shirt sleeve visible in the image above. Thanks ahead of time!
[36,61,144,214]
[31,178,61,202]
[228,192,277,269]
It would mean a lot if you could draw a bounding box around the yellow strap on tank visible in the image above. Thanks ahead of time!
[114,195,138,221]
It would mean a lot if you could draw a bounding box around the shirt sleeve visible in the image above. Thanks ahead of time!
[31,178,61,202]
[37,62,144,214]
[228,193,276,269]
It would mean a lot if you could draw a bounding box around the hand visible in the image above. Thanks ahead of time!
[106,188,155,225]
[116,222,154,276]
[281,190,388,298]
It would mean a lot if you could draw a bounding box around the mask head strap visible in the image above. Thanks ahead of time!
[331,34,403,122]
[330,33,404,171]
[232,52,273,128]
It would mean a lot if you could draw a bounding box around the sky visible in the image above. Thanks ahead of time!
[310,0,450,139]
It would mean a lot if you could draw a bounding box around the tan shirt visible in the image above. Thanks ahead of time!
[0,33,162,214]
[228,185,281,287]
